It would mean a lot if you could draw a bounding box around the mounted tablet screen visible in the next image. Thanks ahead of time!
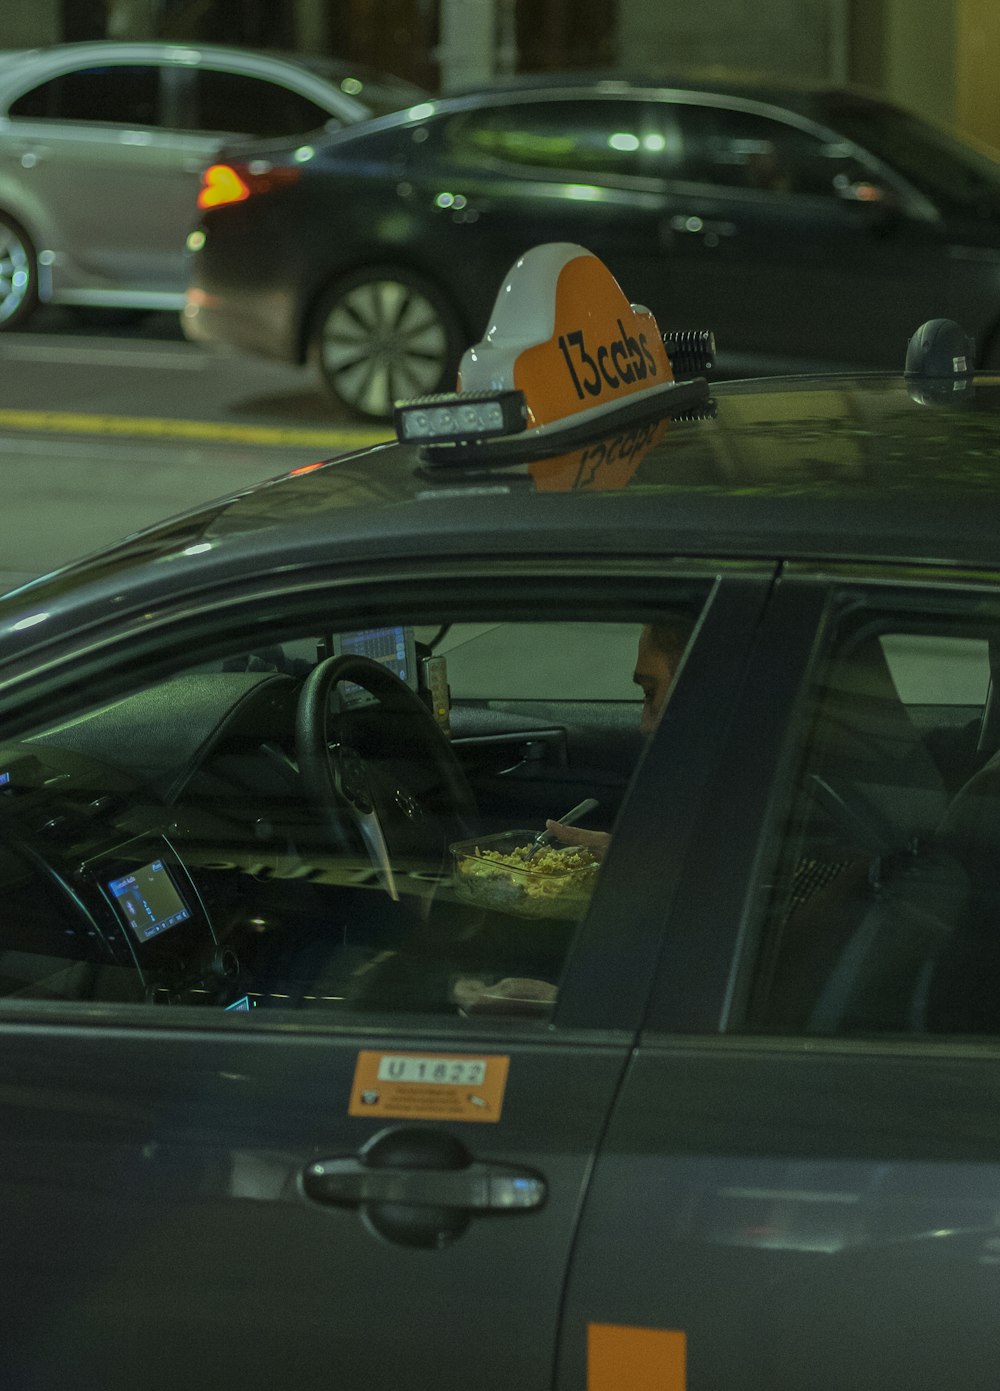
[331,625,417,706]
[107,860,192,944]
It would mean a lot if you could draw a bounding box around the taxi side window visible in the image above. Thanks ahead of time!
[748,604,1000,1037]
[0,612,703,1027]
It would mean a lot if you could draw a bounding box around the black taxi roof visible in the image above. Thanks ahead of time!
[2,371,1000,661]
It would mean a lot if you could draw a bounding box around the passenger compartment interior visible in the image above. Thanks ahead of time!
[753,630,1000,1036]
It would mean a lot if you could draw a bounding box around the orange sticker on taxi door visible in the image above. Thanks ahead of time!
[348,1050,510,1122]
[588,1323,686,1391]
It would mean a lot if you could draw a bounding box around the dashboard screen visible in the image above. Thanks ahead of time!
[333,625,416,706]
[108,860,191,944]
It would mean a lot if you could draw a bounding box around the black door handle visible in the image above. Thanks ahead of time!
[301,1127,546,1248]
[303,1156,545,1209]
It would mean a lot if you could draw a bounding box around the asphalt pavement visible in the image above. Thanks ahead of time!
[0,309,390,594]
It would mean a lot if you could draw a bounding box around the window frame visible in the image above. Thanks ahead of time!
[0,558,774,1039]
[7,60,166,128]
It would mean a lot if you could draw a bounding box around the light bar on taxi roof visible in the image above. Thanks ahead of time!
[395,389,527,444]
[393,243,712,448]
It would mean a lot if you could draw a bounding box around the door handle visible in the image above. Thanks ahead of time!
[302,1127,546,1248]
[304,1156,545,1209]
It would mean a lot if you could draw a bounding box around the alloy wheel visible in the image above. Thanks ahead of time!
[317,276,453,419]
[0,217,36,329]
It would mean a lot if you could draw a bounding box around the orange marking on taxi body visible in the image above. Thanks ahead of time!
[587,1323,687,1391]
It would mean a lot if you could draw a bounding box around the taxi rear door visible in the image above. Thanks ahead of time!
[557,575,1000,1391]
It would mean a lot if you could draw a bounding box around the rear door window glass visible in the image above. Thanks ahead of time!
[188,68,332,137]
[9,65,162,125]
[746,592,1000,1036]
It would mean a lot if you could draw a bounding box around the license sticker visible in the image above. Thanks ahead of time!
[348,1050,510,1122]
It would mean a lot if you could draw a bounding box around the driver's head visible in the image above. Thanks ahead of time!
[633,618,694,735]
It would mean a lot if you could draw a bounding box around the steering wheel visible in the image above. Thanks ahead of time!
[295,655,476,897]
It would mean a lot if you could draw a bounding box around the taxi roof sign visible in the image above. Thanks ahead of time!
[394,243,711,448]
[461,243,674,429]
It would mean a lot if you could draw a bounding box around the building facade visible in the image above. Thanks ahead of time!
[0,0,997,148]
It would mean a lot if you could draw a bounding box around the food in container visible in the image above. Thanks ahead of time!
[450,830,599,918]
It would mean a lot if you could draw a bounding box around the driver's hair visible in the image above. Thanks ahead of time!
[646,614,696,669]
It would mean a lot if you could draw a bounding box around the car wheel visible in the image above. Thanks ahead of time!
[0,213,37,330]
[311,267,464,420]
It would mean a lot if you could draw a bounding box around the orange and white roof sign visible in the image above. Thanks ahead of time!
[458,243,674,432]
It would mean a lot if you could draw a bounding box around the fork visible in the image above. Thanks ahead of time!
[524,797,600,860]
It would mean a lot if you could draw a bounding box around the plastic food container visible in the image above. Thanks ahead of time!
[450,830,599,919]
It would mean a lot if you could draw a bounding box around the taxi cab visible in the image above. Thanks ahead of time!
[1,246,1000,1391]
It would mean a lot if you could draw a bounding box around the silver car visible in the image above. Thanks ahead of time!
[0,41,424,328]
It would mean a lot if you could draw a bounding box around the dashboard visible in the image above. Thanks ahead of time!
[0,674,297,1008]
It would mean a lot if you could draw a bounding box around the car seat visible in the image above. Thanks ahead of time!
[917,744,1000,1033]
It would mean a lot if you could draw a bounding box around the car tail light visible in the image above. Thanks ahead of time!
[197,162,300,210]
[198,164,249,209]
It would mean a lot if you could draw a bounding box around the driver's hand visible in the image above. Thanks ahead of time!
[545,819,612,861]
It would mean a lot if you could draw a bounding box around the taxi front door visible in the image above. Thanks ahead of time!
[0,579,776,1391]
[0,992,630,1391]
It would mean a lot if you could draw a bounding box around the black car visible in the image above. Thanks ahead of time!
[4,242,1000,1389]
[184,76,1000,418]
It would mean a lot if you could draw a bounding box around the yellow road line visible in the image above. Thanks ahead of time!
[0,409,390,450]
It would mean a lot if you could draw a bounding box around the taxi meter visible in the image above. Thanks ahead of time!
[393,243,714,449]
